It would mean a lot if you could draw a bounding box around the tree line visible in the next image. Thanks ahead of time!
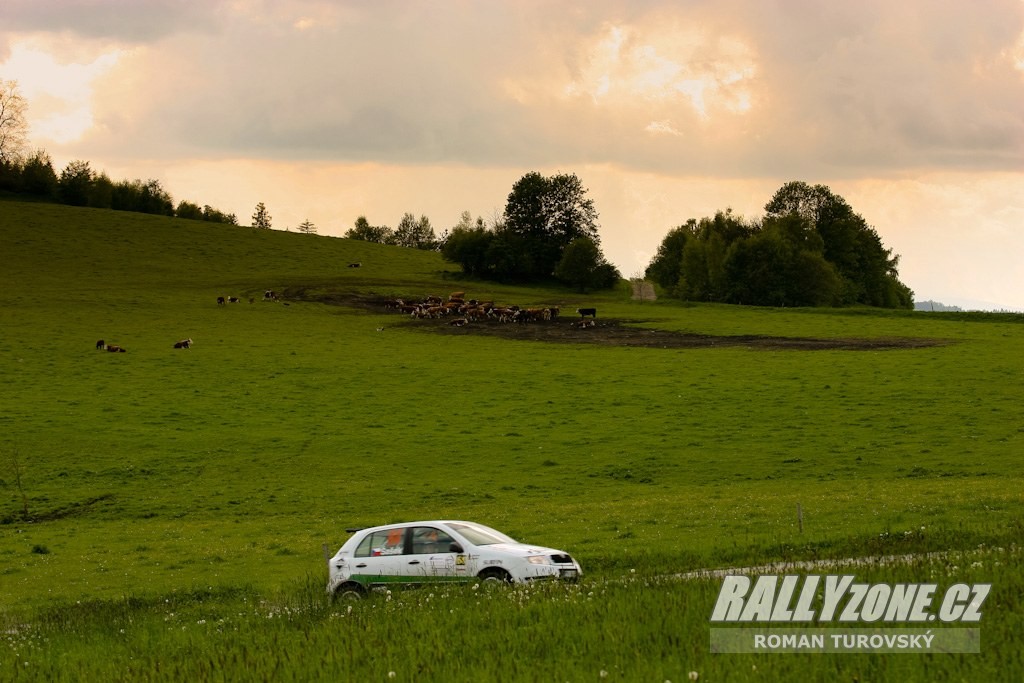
[645,182,914,309]
[344,171,621,292]
[0,150,238,225]
[0,80,236,225]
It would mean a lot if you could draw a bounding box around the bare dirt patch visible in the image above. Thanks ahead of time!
[304,292,946,351]
[412,316,944,351]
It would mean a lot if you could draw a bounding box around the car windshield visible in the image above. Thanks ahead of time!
[448,523,515,546]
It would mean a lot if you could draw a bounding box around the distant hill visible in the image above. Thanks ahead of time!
[915,300,963,312]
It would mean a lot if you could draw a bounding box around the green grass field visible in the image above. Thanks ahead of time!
[1,199,1022,681]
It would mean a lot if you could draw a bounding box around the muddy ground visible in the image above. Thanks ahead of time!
[316,293,945,351]
[413,316,943,351]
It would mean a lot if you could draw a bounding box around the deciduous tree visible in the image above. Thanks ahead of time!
[0,80,29,165]
[501,171,600,279]
[394,212,437,249]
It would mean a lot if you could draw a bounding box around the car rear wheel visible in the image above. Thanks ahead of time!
[333,581,367,601]
[478,568,513,587]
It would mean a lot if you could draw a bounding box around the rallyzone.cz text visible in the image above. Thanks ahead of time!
[711,575,990,623]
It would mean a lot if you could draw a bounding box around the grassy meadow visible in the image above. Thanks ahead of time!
[1,198,1022,681]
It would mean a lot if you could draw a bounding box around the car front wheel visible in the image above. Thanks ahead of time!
[478,568,513,587]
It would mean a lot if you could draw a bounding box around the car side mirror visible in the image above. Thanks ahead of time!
[449,542,463,553]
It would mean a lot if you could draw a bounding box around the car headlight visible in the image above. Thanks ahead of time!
[527,555,552,565]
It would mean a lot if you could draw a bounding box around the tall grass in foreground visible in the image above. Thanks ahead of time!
[2,548,1021,682]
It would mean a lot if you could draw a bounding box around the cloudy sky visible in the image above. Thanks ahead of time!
[3,0,1023,309]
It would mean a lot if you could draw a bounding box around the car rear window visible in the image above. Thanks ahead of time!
[355,528,406,557]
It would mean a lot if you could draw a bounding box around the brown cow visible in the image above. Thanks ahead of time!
[106,345,126,352]
[96,339,106,350]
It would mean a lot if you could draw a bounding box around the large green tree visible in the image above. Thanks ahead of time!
[500,171,600,280]
[764,181,911,307]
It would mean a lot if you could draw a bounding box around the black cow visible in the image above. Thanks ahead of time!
[576,307,597,318]
[96,339,105,350]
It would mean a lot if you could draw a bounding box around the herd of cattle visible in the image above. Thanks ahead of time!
[383,291,598,328]
[96,288,598,352]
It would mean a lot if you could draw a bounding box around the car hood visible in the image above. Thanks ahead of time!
[483,543,568,558]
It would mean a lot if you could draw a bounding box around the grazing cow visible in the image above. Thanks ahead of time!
[173,338,193,349]
[106,345,126,352]
[348,262,361,268]
[264,290,278,300]
[449,318,469,327]
[425,295,443,305]
[96,339,106,350]
[217,296,226,305]
[228,296,240,303]
[576,307,597,318]
[449,291,465,300]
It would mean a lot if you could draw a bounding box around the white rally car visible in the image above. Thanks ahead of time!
[327,520,582,598]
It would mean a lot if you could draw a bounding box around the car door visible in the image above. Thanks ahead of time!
[402,526,467,583]
[349,527,407,587]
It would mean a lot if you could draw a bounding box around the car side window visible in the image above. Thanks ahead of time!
[410,526,456,555]
[354,528,406,557]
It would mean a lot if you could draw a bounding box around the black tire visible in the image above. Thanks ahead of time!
[333,582,367,601]
[478,568,513,587]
